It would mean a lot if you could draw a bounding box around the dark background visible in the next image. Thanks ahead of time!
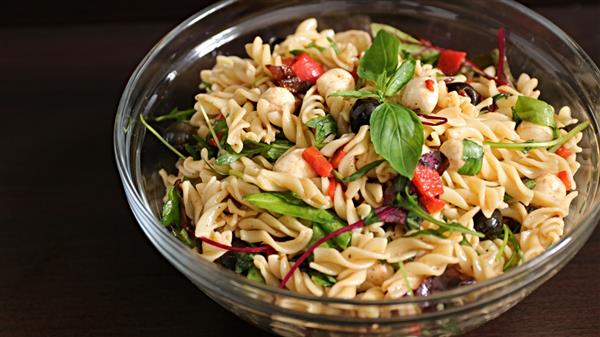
[1,1,599,336]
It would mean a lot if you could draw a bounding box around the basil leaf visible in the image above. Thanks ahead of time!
[328,90,380,99]
[358,30,400,83]
[369,102,424,179]
[384,59,416,97]
[155,107,196,122]
[457,139,483,176]
[244,192,350,249]
[371,23,439,63]
[246,266,265,283]
[161,186,181,226]
[263,140,294,160]
[339,159,385,183]
[309,270,337,287]
[306,115,338,147]
[512,96,556,129]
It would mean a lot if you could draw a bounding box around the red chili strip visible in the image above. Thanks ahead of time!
[198,236,273,253]
[279,207,397,289]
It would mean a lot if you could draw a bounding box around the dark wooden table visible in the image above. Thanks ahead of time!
[1,1,599,336]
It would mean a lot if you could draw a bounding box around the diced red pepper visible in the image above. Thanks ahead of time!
[420,195,446,214]
[437,49,467,76]
[555,146,572,159]
[425,79,435,92]
[351,66,359,81]
[327,177,337,201]
[557,171,571,190]
[302,146,333,177]
[291,53,324,85]
[209,131,224,146]
[214,113,224,120]
[412,164,444,199]
[330,150,346,169]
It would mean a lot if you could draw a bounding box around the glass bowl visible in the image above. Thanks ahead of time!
[114,0,600,335]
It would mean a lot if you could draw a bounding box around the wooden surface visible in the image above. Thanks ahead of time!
[1,1,599,336]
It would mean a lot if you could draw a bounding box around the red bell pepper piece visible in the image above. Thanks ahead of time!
[282,57,295,66]
[424,79,436,92]
[291,53,324,85]
[420,195,446,214]
[438,49,467,76]
[557,171,571,190]
[412,164,444,199]
[330,149,346,169]
[555,146,572,159]
[302,146,333,177]
[327,177,337,201]
[209,131,224,146]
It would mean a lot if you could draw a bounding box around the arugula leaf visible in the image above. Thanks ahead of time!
[369,102,424,179]
[512,96,557,131]
[306,115,338,147]
[215,139,293,165]
[246,266,265,283]
[139,114,186,160]
[327,37,340,55]
[495,224,510,261]
[328,90,381,100]
[384,59,416,97]
[404,211,422,232]
[161,186,181,227]
[244,192,351,249]
[155,107,196,122]
[485,121,589,152]
[503,225,525,271]
[457,139,483,176]
[358,30,400,83]
[308,223,333,249]
[174,228,196,248]
[184,135,213,160]
[309,270,337,287]
[335,159,385,183]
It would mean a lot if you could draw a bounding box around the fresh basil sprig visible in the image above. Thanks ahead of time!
[244,192,351,249]
[457,139,483,176]
[370,103,424,178]
[306,115,337,147]
[358,29,400,87]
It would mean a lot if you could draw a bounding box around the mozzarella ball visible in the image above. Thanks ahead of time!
[440,138,465,171]
[273,148,317,179]
[531,173,567,207]
[259,87,296,114]
[317,68,355,101]
[400,76,439,113]
[365,263,395,287]
[516,121,553,142]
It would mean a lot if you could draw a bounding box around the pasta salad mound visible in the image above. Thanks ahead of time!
[141,18,588,300]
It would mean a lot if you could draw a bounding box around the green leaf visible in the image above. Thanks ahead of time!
[308,223,333,249]
[371,23,439,63]
[155,107,196,122]
[263,140,294,160]
[405,211,422,232]
[337,159,385,183]
[458,139,483,176]
[384,59,416,97]
[215,140,293,165]
[328,90,380,99]
[492,93,509,103]
[358,30,400,83]
[290,49,304,56]
[244,192,351,249]
[485,121,589,152]
[139,114,186,160]
[161,186,181,227]
[309,270,337,287]
[327,37,340,55]
[371,23,420,44]
[306,115,338,147]
[503,226,525,271]
[369,102,424,179]
[234,252,255,274]
[174,228,196,248]
[246,266,265,283]
[512,96,556,130]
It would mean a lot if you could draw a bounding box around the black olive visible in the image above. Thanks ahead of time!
[267,36,285,48]
[350,98,380,133]
[164,121,197,151]
[503,217,522,233]
[415,266,475,297]
[473,209,504,240]
[215,251,238,271]
[419,150,449,175]
[446,82,480,105]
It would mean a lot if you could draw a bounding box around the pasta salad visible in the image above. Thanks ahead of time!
[141,18,588,300]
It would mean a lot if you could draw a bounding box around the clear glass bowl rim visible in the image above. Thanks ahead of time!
[114,0,600,307]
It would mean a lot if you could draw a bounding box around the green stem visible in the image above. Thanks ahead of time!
[484,121,589,151]
[139,114,186,160]
[398,260,414,296]
[155,108,196,122]
[495,224,510,261]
